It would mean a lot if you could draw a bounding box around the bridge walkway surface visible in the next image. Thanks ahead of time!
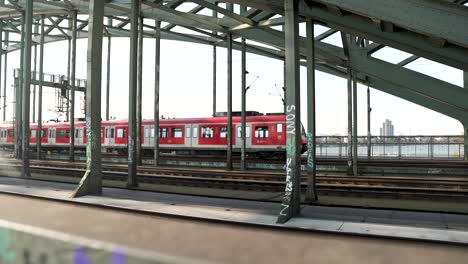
[0,177,468,263]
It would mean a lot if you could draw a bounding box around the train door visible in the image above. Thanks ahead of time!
[75,127,84,145]
[144,125,154,147]
[48,128,56,145]
[105,126,115,146]
[185,124,192,148]
[236,124,252,149]
[0,129,5,144]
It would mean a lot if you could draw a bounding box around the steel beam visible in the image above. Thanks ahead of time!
[212,6,217,117]
[305,19,317,202]
[465,71,468,161]
[2,32,6,122]
[240,5,247,171]
[367,87,371,159]
[346,66,353,175]
[136,14,143,166]
[127,0,140,188]
[352,70,358,176]
[0,17,3,123]
[21,0,33,177]
[240,37,246,171]
[71,0,104,197]
[15,14,25,159]
[226,32,233,170]
[32,22,37,123]
[37,16,44,160]
[154,20,161,166]
[69,10,77,162]
[105,17,112,121]
[278,0,301,224]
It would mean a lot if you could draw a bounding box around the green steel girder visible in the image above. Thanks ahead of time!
[223,0,468,70]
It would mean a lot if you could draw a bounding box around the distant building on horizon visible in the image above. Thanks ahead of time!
[380,119,394,136]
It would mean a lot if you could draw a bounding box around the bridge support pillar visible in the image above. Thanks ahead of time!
[106,18,112,121]
[277,0,302,224]
[305,19,317,202]
[227,32,233,170]
[69,10,77,162]
[352,71,358,176]
[37,16,44,160]
[212,7,217,117]
[32,22,37,123]
[240,36,247,171]
[3,32,8,122]
[21,0,33,177]
[15,15,25,160]
[136,15,143,166]
[154,20,161,167]
[346,67,353,175]
[127,0,140,188]
[367,87,371,159]
[464,71,468,161]
[71,0,104,197]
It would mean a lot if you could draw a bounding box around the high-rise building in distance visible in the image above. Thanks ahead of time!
[380,119,394,136]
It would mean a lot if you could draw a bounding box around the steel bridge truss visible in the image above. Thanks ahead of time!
[1,0,467,223]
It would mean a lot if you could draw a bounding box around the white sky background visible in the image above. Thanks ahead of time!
[2,23,464,136]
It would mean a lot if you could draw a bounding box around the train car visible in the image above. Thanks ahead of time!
[0,113,308,158]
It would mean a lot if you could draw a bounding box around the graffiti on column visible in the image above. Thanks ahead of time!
[280,105,296,216]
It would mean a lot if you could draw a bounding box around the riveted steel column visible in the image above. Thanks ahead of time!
[240,38,247,171]
[464,72,468,161]
[127,0,140,188]
[32,22,37,123]
[154,20,161,166]
[15,14,25,159]
[71,0,104,197]
[136,15,143,166]
[367,87,371,159]
[305,19,317,202]
[69,10,77,162]
[212,5,217,117]
[21,0,33,177]
[3,32,7,122]
[226,3,233,170]
[346,67,353,175]
[106,17,112,121]
[0,17,3,122]
[66,33,71,123]
[352,71,358,176]
[278,0,301,224]
[227,32,233,170]
[37,16,44,160]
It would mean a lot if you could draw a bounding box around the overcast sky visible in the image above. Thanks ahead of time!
[2,23,464,136]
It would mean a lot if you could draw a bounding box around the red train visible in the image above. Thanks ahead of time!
[0,113,308,158]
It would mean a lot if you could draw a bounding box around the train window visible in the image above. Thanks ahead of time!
[172,128,183,138]
[42,129,46,138]
[8,130,14,138]
[201,127,214,138]
[110,128,115,139]
[193,127,198,138]
[105,128,108,138]
[57,130,65,138]
[185,127,191,138]
[48,129,55,138]
[116,128,126,138]
[144,127,150,138]
[220,127,227,138]
[277,123,283,133]
[255,126,269,138]
[66,129,70,138]
[31,130,37,138]
[151,128,154,138]
[159,128,168,138]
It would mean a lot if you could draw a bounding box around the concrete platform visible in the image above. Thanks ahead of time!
[0,177,468,245]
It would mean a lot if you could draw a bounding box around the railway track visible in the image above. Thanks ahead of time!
[1,159,468,201]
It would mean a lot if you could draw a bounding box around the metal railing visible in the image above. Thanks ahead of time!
[316,135,465,160]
